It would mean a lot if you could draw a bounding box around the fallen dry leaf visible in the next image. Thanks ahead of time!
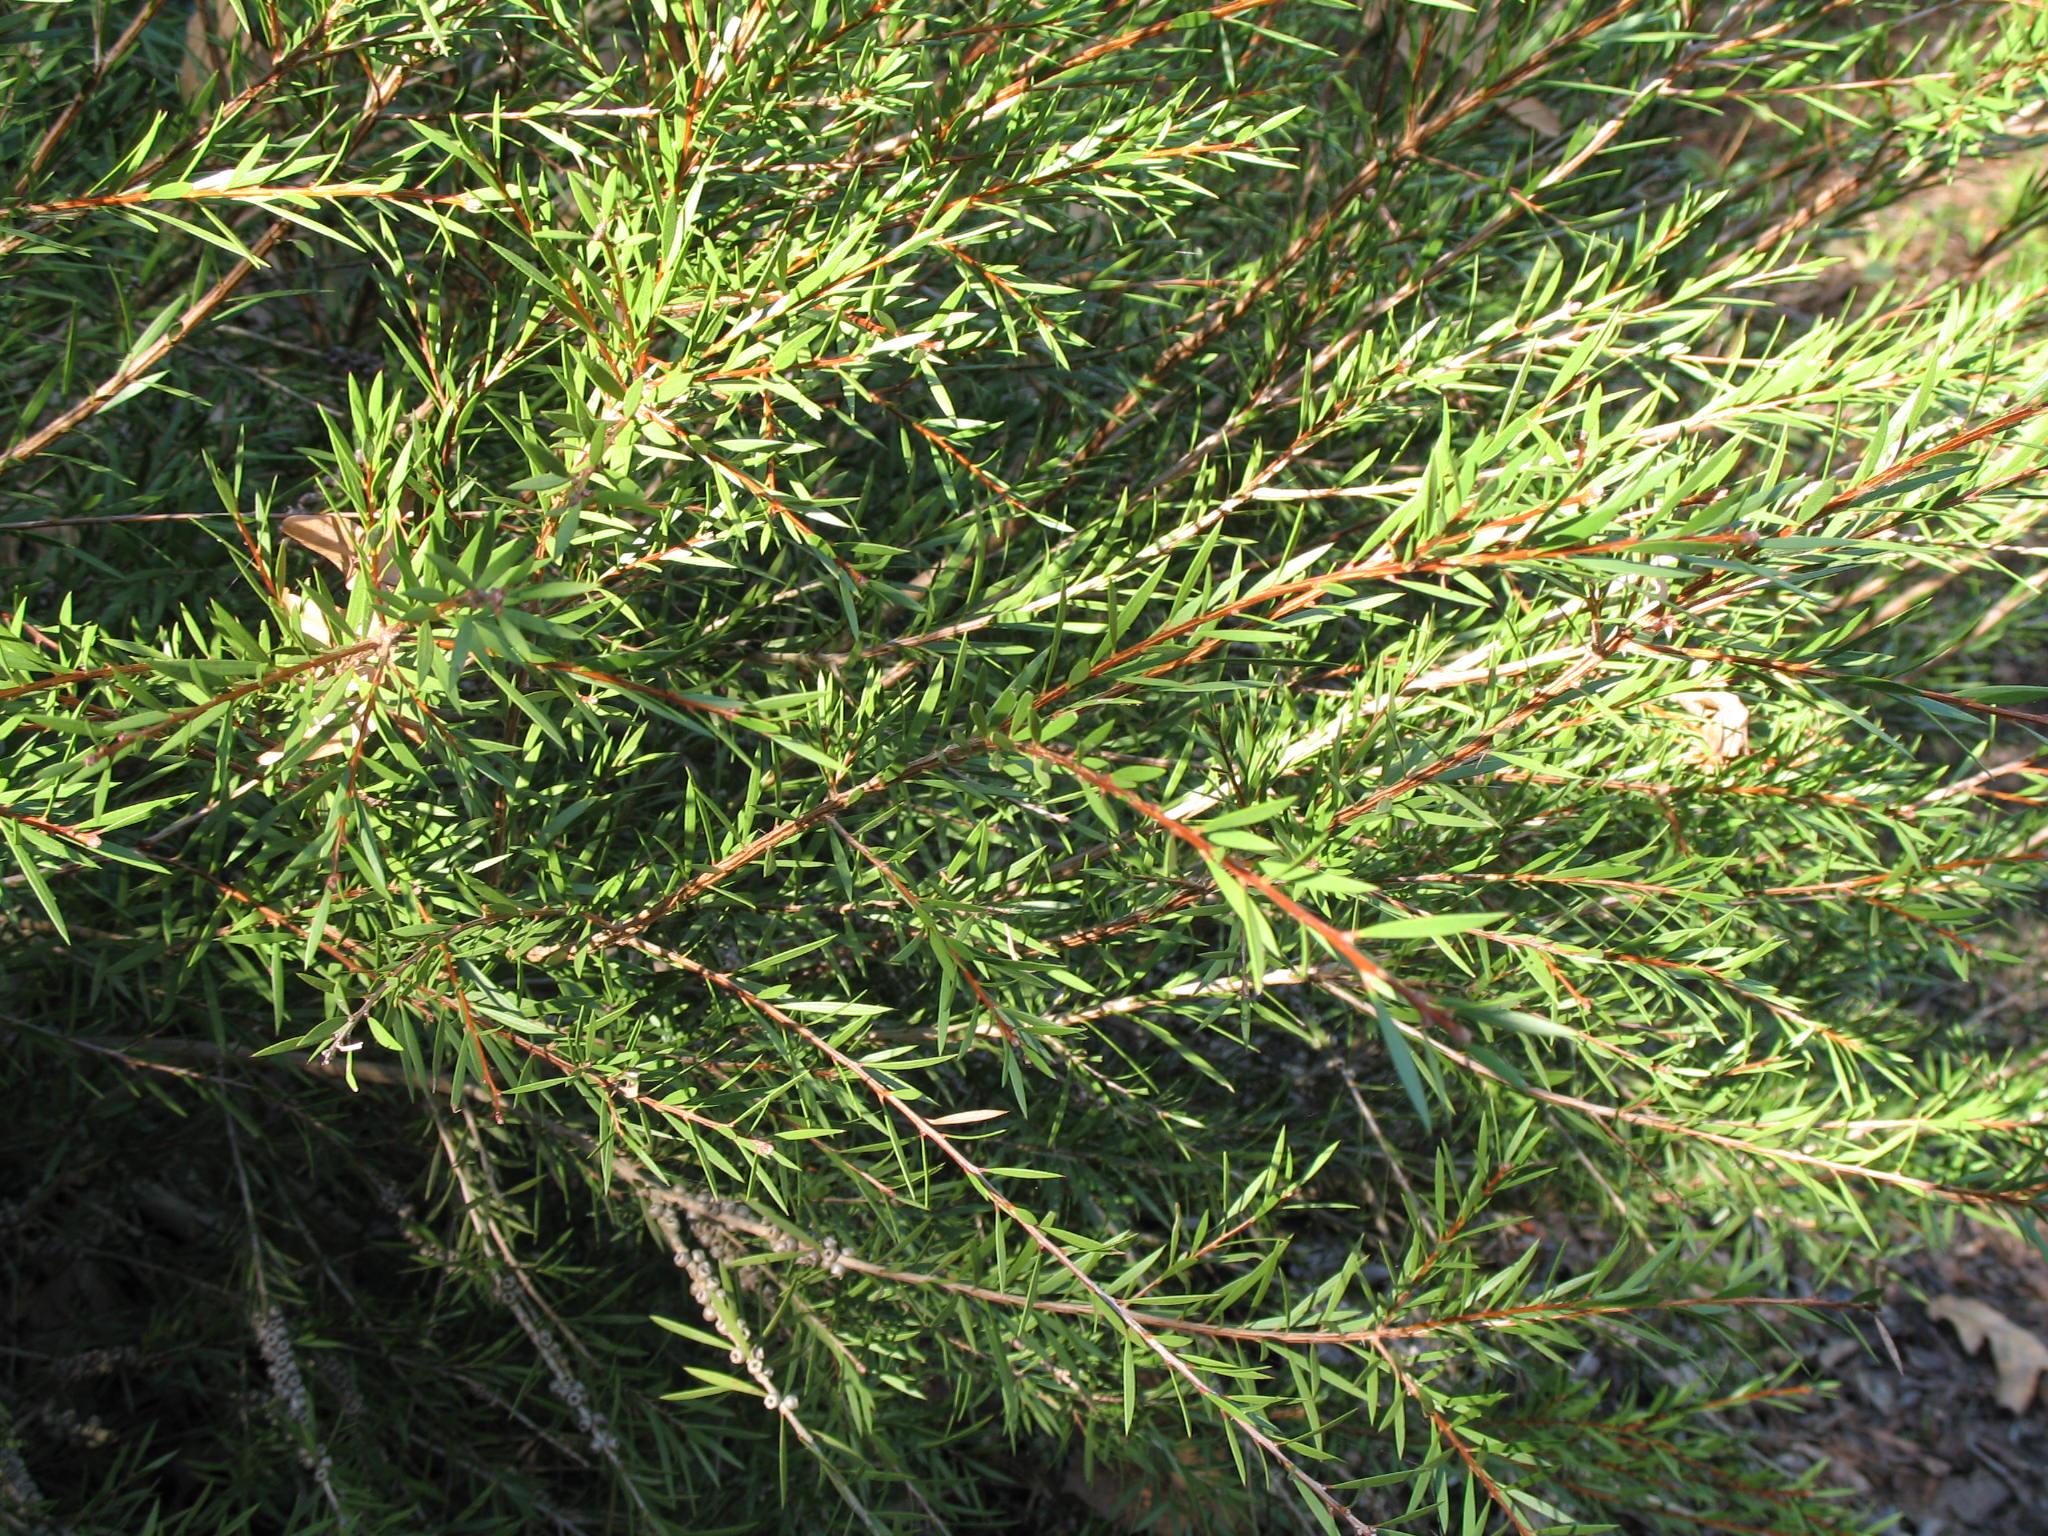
[178,0,272,103]
[1499,97,1563,136]
[1929,1293,2048,1412]
[280,511,401,590]
[266,574,422,768]
[1671,690,1750,764]
[926,1108,1009,1126]
[280,589,336,648]
[280,511,359,575]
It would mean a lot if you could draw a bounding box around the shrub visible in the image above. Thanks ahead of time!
[7,1,2048,1531]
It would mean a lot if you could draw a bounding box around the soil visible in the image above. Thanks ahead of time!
[1769,1226,2048,1535]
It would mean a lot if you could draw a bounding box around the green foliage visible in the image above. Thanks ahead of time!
[9,1,2048,1531]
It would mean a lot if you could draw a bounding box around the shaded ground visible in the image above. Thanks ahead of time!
[1778,1228,2048,1535]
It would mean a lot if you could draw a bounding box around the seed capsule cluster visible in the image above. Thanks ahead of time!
[0,1432,41,1512]
[673,1190,855,1278]
[488,1274,621,1456]
[252,1305,339,1498]
[660,1209,797,1415]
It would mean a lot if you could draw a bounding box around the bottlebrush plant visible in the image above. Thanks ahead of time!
[6,1,2048,1532]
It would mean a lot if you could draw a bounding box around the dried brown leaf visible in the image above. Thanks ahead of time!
[280,513,359,576]
[1671,690,1750,764]
[1929,1293,2048,1412]
[927,1109,1009,1126]
[280,512,403,592]
[280,589,335,647]
[178,0,273,104]
[1499,97,1563,137]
